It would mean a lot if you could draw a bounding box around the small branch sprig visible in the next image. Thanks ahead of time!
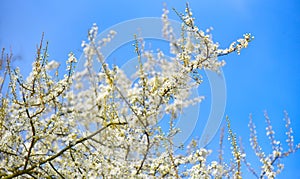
[226,116,243,179]
[248,112,300,179]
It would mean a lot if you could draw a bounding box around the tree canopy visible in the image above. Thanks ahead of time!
[0,4,299,179]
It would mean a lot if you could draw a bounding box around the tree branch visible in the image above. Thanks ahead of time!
[2,122,127,179]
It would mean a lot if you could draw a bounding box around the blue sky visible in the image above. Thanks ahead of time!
[1,0,300,178]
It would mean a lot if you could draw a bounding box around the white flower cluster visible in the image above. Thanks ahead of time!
[166,5,253,74]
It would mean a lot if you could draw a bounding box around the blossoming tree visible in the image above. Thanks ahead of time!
[0,4,299,178]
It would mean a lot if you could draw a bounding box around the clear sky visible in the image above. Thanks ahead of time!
[1,0,300,178]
